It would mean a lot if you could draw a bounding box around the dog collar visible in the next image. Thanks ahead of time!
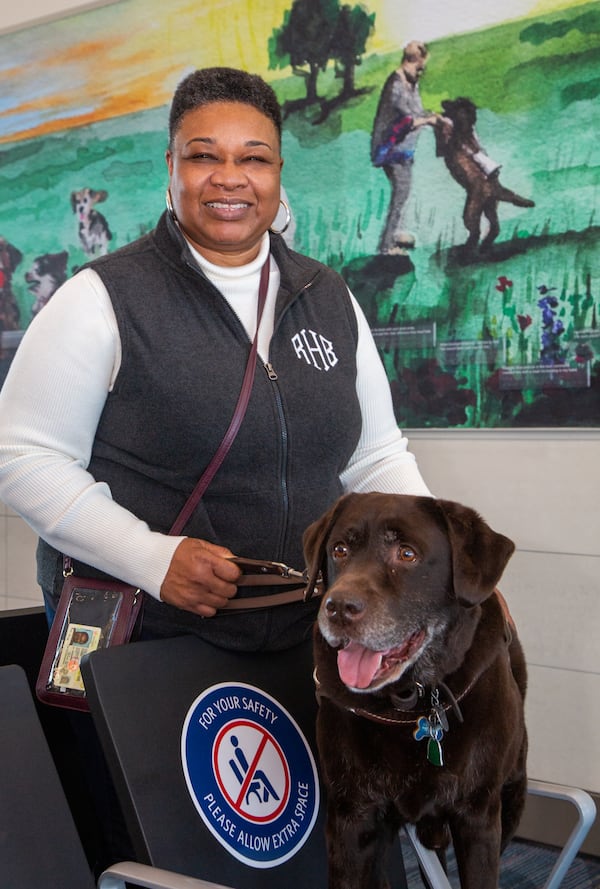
[313,669,478,768]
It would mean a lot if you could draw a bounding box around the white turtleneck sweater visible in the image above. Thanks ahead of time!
[0,233,431,599]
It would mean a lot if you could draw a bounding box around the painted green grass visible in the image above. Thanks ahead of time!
[0,2,598,425]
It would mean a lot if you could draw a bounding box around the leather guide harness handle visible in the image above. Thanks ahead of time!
[223,557,323,611]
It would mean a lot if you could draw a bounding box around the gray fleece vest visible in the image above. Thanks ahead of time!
[38,212,361,650]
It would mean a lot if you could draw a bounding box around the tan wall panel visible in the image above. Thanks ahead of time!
[410,432,600,556]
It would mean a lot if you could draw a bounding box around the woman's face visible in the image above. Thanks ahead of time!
[166,101,283,266]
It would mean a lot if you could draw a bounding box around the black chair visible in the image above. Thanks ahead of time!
[0,663,233,889]
[81,635,333,889]
[81,634,409,887]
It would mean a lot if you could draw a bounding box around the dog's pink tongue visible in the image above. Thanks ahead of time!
[337,642,382,689]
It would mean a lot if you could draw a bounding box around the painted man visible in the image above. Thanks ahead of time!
[371,41,438,253]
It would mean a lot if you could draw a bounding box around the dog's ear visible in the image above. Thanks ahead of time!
[91,189,108,204]
[54,251,69,276]
[436,499,515,607]
[70,192,78,212]
[6,243,22,271]
[303,494,353,596]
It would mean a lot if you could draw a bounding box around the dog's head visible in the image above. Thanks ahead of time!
[26,251,69,314]
[304,493,514,693]
[441,97,477,133]
[70,188,108,219]
[0,237,23,288]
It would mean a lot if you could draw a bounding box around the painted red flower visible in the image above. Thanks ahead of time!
[495,275,513,292]
[517,314,532,331]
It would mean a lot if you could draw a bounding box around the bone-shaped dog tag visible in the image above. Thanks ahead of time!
[414,715,445,767]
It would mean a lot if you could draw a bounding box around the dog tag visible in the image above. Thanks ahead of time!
[432,704,449,732]
[427,737,444,767]
[430,688,449,732]
[414,715,445,767]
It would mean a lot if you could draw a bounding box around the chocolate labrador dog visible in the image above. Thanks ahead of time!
[303,492,527,889]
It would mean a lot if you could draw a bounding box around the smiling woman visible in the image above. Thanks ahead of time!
[166,102,283,265]
[164,68,284,265]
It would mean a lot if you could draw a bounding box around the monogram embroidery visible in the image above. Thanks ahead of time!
[291,329,338,371]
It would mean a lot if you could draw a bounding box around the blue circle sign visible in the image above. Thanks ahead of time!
[181,682,320,868]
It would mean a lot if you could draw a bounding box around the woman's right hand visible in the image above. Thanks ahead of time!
[159,538,241,617]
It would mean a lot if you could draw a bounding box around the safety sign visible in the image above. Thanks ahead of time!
[181,682,320,867]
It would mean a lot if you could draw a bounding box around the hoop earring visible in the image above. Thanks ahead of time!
[165,188,177,222]
[270,199,291,235]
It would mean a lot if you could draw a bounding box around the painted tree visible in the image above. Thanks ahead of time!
[330,4,375,100]
[313,2,375,122]
[269,0,339,116]
[270,0,375,120]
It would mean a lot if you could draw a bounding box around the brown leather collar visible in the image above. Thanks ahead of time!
[338,677,475,726]
[313,667,476,725]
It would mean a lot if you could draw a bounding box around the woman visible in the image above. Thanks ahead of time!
[0,67,431,651]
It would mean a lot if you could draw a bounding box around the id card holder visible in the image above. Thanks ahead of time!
[36,575,143,711]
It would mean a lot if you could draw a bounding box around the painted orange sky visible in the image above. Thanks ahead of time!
[0,0,590,144]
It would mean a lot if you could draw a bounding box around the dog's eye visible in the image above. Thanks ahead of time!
[332,543,349,560]
[398,546,417,562]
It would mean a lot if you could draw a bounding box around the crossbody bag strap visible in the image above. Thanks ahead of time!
[168,257,270,537]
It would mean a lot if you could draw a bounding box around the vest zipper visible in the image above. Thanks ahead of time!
[262,271,320,557]
[264,361,289,555]
[183,249,320,558]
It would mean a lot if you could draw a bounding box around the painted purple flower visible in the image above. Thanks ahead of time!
[538,293,566,365]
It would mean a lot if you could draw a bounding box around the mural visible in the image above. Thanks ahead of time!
[0,0,598,427]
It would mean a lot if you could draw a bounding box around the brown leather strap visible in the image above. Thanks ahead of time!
[222,586,322,611]
[494,587,516,632]
[229,556,309,585]
[235,575,307,586]
[220,556,323,611]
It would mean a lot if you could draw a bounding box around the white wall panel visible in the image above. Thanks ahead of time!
[5,515,39,601]
[502,550,600,675]
[526,664,600,792]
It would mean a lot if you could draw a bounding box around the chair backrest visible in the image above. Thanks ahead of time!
[81,635,328,889]
[0,663,96,889]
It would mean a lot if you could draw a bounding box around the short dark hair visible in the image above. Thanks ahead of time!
[168,67,282,149]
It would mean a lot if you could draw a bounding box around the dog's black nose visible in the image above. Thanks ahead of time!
[324,594,365,625]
